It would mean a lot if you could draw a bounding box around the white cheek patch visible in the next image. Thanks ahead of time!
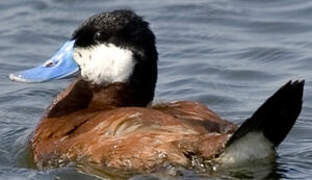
[73,43,135,85]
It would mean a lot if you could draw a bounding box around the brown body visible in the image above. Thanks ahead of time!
[31,78,237,174]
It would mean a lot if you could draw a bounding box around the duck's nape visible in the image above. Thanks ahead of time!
[9,40,78,83]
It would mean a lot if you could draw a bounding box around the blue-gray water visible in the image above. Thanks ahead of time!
[1,0,312,179]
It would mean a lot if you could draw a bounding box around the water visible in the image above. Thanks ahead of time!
[1,0,312,179]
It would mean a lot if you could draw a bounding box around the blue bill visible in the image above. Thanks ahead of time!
[9,40,79,83]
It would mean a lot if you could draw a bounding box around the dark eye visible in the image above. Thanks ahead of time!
[94,31,109,42]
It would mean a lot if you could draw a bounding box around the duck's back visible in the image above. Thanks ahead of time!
[31,94,236,172]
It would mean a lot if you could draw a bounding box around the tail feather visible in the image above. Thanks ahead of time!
[226,80,304,148]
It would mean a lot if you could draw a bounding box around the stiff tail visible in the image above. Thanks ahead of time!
[218,80,304,164]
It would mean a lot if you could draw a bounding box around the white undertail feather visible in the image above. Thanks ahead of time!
[73,43,135,84]
[217,132,275,165]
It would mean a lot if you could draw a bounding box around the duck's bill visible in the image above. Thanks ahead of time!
[9,40,79,83]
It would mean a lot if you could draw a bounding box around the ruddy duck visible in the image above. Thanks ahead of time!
[11,10,304,178]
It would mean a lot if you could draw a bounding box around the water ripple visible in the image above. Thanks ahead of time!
[0,0,312,179]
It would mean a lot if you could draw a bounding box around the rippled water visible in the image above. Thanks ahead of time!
[1,0,312,179]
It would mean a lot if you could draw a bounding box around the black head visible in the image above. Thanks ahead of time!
[72,10,158,105]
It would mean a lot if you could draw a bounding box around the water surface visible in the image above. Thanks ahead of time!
[1,0,312,179]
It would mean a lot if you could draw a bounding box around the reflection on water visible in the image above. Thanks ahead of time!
[1,0,312,179]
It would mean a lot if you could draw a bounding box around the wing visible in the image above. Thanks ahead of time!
[151,101,237,134]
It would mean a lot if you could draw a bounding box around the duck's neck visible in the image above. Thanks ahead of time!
[88,81,152,109]
[46,78,154,117]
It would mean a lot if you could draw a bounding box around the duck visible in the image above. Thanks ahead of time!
[12,9,304,178]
